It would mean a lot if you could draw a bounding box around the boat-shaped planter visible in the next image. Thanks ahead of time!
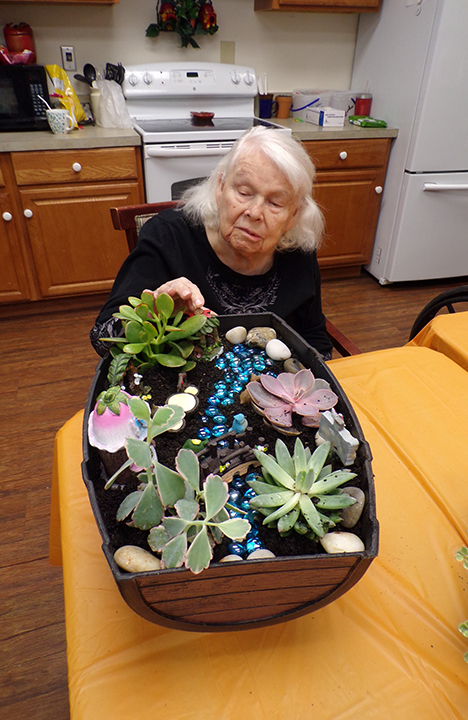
[82,313,378,632]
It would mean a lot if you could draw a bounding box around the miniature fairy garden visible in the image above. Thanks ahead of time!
[84,291,375,582]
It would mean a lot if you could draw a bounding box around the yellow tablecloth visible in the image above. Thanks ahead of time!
[52,346,468,720]
[408,311,468,370]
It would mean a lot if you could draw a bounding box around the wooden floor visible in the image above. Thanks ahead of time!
[1,270,466,719]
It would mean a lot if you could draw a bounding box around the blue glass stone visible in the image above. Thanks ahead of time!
[238,372,251,384]
[243,488,257,500]
[204,406,218,417]
[223,371,235,383]
[230,477,247,491]
[228,508,241,518]
[197,427,212,440]
[265,358,276,367]
[228,489,242,505]
[231,382,244,393]
[247,526,259,538]
[245,510,259,524]
[245,472,261,483]
[246,537,264,554]
[227,542,247,558]
[215,388,227,399]
[212,424,227,438]
[214,381,228,390]
[220,397,234,407]
[231,344,244,355]
[212,414,226,424]
[200,415,209,424]
[264,371,277,378]
[207,395,221,405]
[215,357,227,370]
[253,360,266,372]
[240,498,251,511]
[217,439,229,449]
[224,351,235,362]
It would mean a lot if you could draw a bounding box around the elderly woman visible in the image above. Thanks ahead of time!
[90,126,332,359]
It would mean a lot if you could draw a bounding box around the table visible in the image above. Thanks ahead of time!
[408,310,468,370]
[51,345,468,719]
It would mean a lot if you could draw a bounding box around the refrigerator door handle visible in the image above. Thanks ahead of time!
[423,182,468,191]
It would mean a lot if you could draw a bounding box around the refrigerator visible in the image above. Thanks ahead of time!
[351,0,468,284]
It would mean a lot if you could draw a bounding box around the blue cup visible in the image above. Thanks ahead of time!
[258,94,278,119]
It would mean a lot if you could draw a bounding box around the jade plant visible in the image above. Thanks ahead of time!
[455,544,468,662]
[248,438,357,540]
[108,395,250,574]
[104,291,209,372]
[247,369,338,429]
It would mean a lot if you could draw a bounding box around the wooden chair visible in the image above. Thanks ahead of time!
[110,202,361,357]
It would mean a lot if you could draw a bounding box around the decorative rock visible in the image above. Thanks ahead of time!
[219,554,243,563]
[247,548,276,560]
[246,327,277,349]
[283,358,305,374]
[225,326,247,345]
[320,532,365,554]
[341,487,365,528]
[114,545,161,573]
[166,392,197,413]
[265,338,291,361]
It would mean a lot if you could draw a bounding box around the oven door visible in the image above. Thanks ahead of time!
[142,141,235,202]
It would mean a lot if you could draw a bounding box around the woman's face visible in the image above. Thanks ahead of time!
[215,148,300,265]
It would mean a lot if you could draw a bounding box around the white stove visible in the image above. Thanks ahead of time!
[122,62,290,202]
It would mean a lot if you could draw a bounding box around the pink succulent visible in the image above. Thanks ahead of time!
[247,369,338,428]
[88,389,142,453]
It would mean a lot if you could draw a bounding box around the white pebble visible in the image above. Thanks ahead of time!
[114,545,161,573]
[265,338,291,361]
[225,326,247,345]
[320,532,365,554]
[247,549,276,560]
[219,554,243,562]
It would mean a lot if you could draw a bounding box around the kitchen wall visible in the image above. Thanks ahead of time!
[0,0,358,96]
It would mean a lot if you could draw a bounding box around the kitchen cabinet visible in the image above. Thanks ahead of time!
[0,146,143,303]
[304,138,391,277]
[254,0,381,12]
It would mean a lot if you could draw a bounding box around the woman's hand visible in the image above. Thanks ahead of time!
[147,278,205,314]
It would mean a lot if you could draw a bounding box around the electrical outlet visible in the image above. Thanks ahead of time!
[60,45,76,71]
[375,247,382,264]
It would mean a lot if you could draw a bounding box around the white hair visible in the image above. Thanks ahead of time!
[180,125,324,252]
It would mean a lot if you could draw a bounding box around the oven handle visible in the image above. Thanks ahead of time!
[146,145,233,158]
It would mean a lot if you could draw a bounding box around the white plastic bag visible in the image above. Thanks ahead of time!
[93,79,133,129]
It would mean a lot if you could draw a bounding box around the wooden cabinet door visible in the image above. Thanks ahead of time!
[0,190,33,302]
[314,167,386,275]
[18,181,140,297]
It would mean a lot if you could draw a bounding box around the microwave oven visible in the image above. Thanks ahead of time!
[0,65,51,132]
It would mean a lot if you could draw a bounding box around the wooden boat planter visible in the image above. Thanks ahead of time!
[82,313,378,632]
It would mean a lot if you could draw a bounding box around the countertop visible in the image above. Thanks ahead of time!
[0,125,141,153]
[0,120,397,153]
[275,117,398,141]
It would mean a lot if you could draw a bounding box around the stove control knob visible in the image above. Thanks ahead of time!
[143,72,153,85]
[230,71,241,85]
[128,73,138,86]
[244,71,254,86]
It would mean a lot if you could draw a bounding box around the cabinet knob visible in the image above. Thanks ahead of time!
[24,208,33,219]
[375,186,383,194]
[2,211,12,222]
[72,162,82,173]
[339,151,348,160]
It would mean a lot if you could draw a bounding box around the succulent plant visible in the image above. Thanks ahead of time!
[108,397,250,574]
[248,438,357,539]
[104,291,208,372]
[247,368,338,429]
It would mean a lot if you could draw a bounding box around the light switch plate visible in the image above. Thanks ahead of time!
[60,45,76,71]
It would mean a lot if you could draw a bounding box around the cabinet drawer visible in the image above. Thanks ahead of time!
[304,139,390,171]
[12,147,139,186]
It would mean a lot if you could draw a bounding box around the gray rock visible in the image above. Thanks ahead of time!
[341,487,365,528]
[283,358,305,374]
